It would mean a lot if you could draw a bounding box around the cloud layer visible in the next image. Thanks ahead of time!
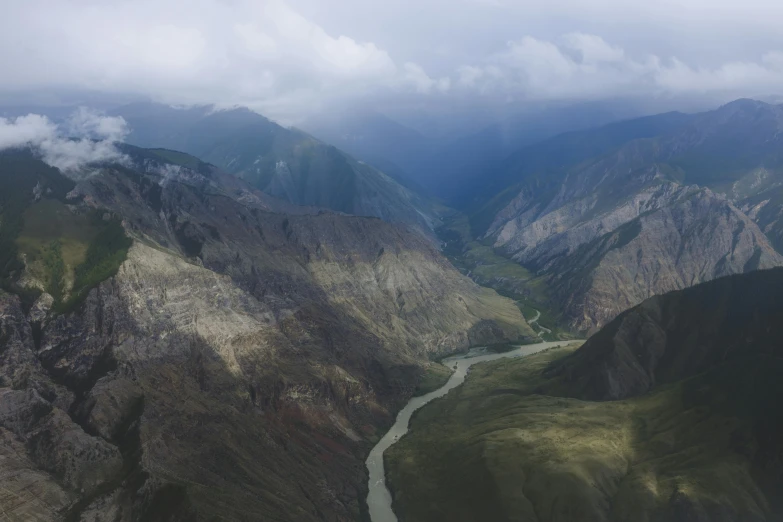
[0,109,129,171]
[453,33,783,101]
[2,0,783,121]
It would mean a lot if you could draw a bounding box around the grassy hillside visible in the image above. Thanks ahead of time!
[437,214,570,339]
[0,150,75,303]
[387,345,783,522]
[0,151,132,311]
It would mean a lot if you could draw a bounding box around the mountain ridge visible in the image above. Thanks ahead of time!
[0,146,532,520]
[468,98,783,332]
[111,102,443,239]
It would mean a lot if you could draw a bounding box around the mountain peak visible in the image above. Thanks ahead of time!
[717,97,771,112]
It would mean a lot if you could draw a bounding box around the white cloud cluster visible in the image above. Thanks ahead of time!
[0,0,449,121]
[2,0,783,121]
[453,33,783,101]
[0,110,129,171]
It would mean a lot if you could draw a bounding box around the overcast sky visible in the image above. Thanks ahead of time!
[3,0,783,123]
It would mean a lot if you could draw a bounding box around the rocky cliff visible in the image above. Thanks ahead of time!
[480,100,783,332]
[0,149,532,520]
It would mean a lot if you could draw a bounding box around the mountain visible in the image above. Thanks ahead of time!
[0,147,532,520]
[415,101,646,200]
[464,110,695,230]
[548,267,783,400]
[301,109,438,188]
[111,102,441,238]
[301,101,649,202]
[387,268,783,522]
[471,99,783,332]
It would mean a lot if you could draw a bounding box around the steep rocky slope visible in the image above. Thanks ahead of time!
[388,268,783,522]
[479,100,783,332]
[0,148,531,520]
[112,102,440,239]
[541,187,782,331]
[465,111,693,231]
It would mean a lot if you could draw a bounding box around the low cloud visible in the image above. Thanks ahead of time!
[2,0,783,122]
[0,0,447,123]
[0,109,129,171]
[453,33,783,102]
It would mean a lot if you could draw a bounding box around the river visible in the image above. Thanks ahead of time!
[365,340,571,522]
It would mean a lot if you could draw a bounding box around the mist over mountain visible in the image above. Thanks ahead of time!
[302,100,654,196]
[107,102,444,239]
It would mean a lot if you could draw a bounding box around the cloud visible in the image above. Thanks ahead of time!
[402,63,451,93]
[2,0,783,122]
[562,33,625,64]
[65,107,129,141]
[0,109,129,171]
[452,33,783,102]
[0,0,442,122]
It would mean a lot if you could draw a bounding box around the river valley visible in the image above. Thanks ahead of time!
[365,341,573,522]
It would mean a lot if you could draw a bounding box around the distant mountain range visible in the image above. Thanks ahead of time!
[111,102,443,239]
[4,93,783,521]
[302,101,647,199]
[451,99,783,332]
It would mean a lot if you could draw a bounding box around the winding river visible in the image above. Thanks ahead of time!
[365,340,571,522]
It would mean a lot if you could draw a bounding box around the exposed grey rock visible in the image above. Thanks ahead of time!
[482,100,783,332]
[75,377,143,442]
[0,388,53,437]
[26,408,124,496]
[487,146,783,332]
[0,292,73,409]
[547,189,783,331]
[78,489,128,522]
[0,426,72,521]
[0,387,123,503]
[29,292,54,325]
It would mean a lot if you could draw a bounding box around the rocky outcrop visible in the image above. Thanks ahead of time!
[489,179,782,332]
[548,267,783,400]
[0,293,124,520]
[546,189,783,331]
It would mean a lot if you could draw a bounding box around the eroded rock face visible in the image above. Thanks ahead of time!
[547,189,783,332]
[0,294,124,520]
[489,173,783,333]
[0,156,532,520]
[482,101,783,333]
[0,426,72,520]
[75,377,143,442]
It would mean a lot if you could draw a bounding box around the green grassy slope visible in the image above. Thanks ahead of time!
[387,345,783,522]
[437,214,571,339]
[0,151,132,311]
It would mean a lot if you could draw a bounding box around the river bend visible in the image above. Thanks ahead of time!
[365,341,571,522]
